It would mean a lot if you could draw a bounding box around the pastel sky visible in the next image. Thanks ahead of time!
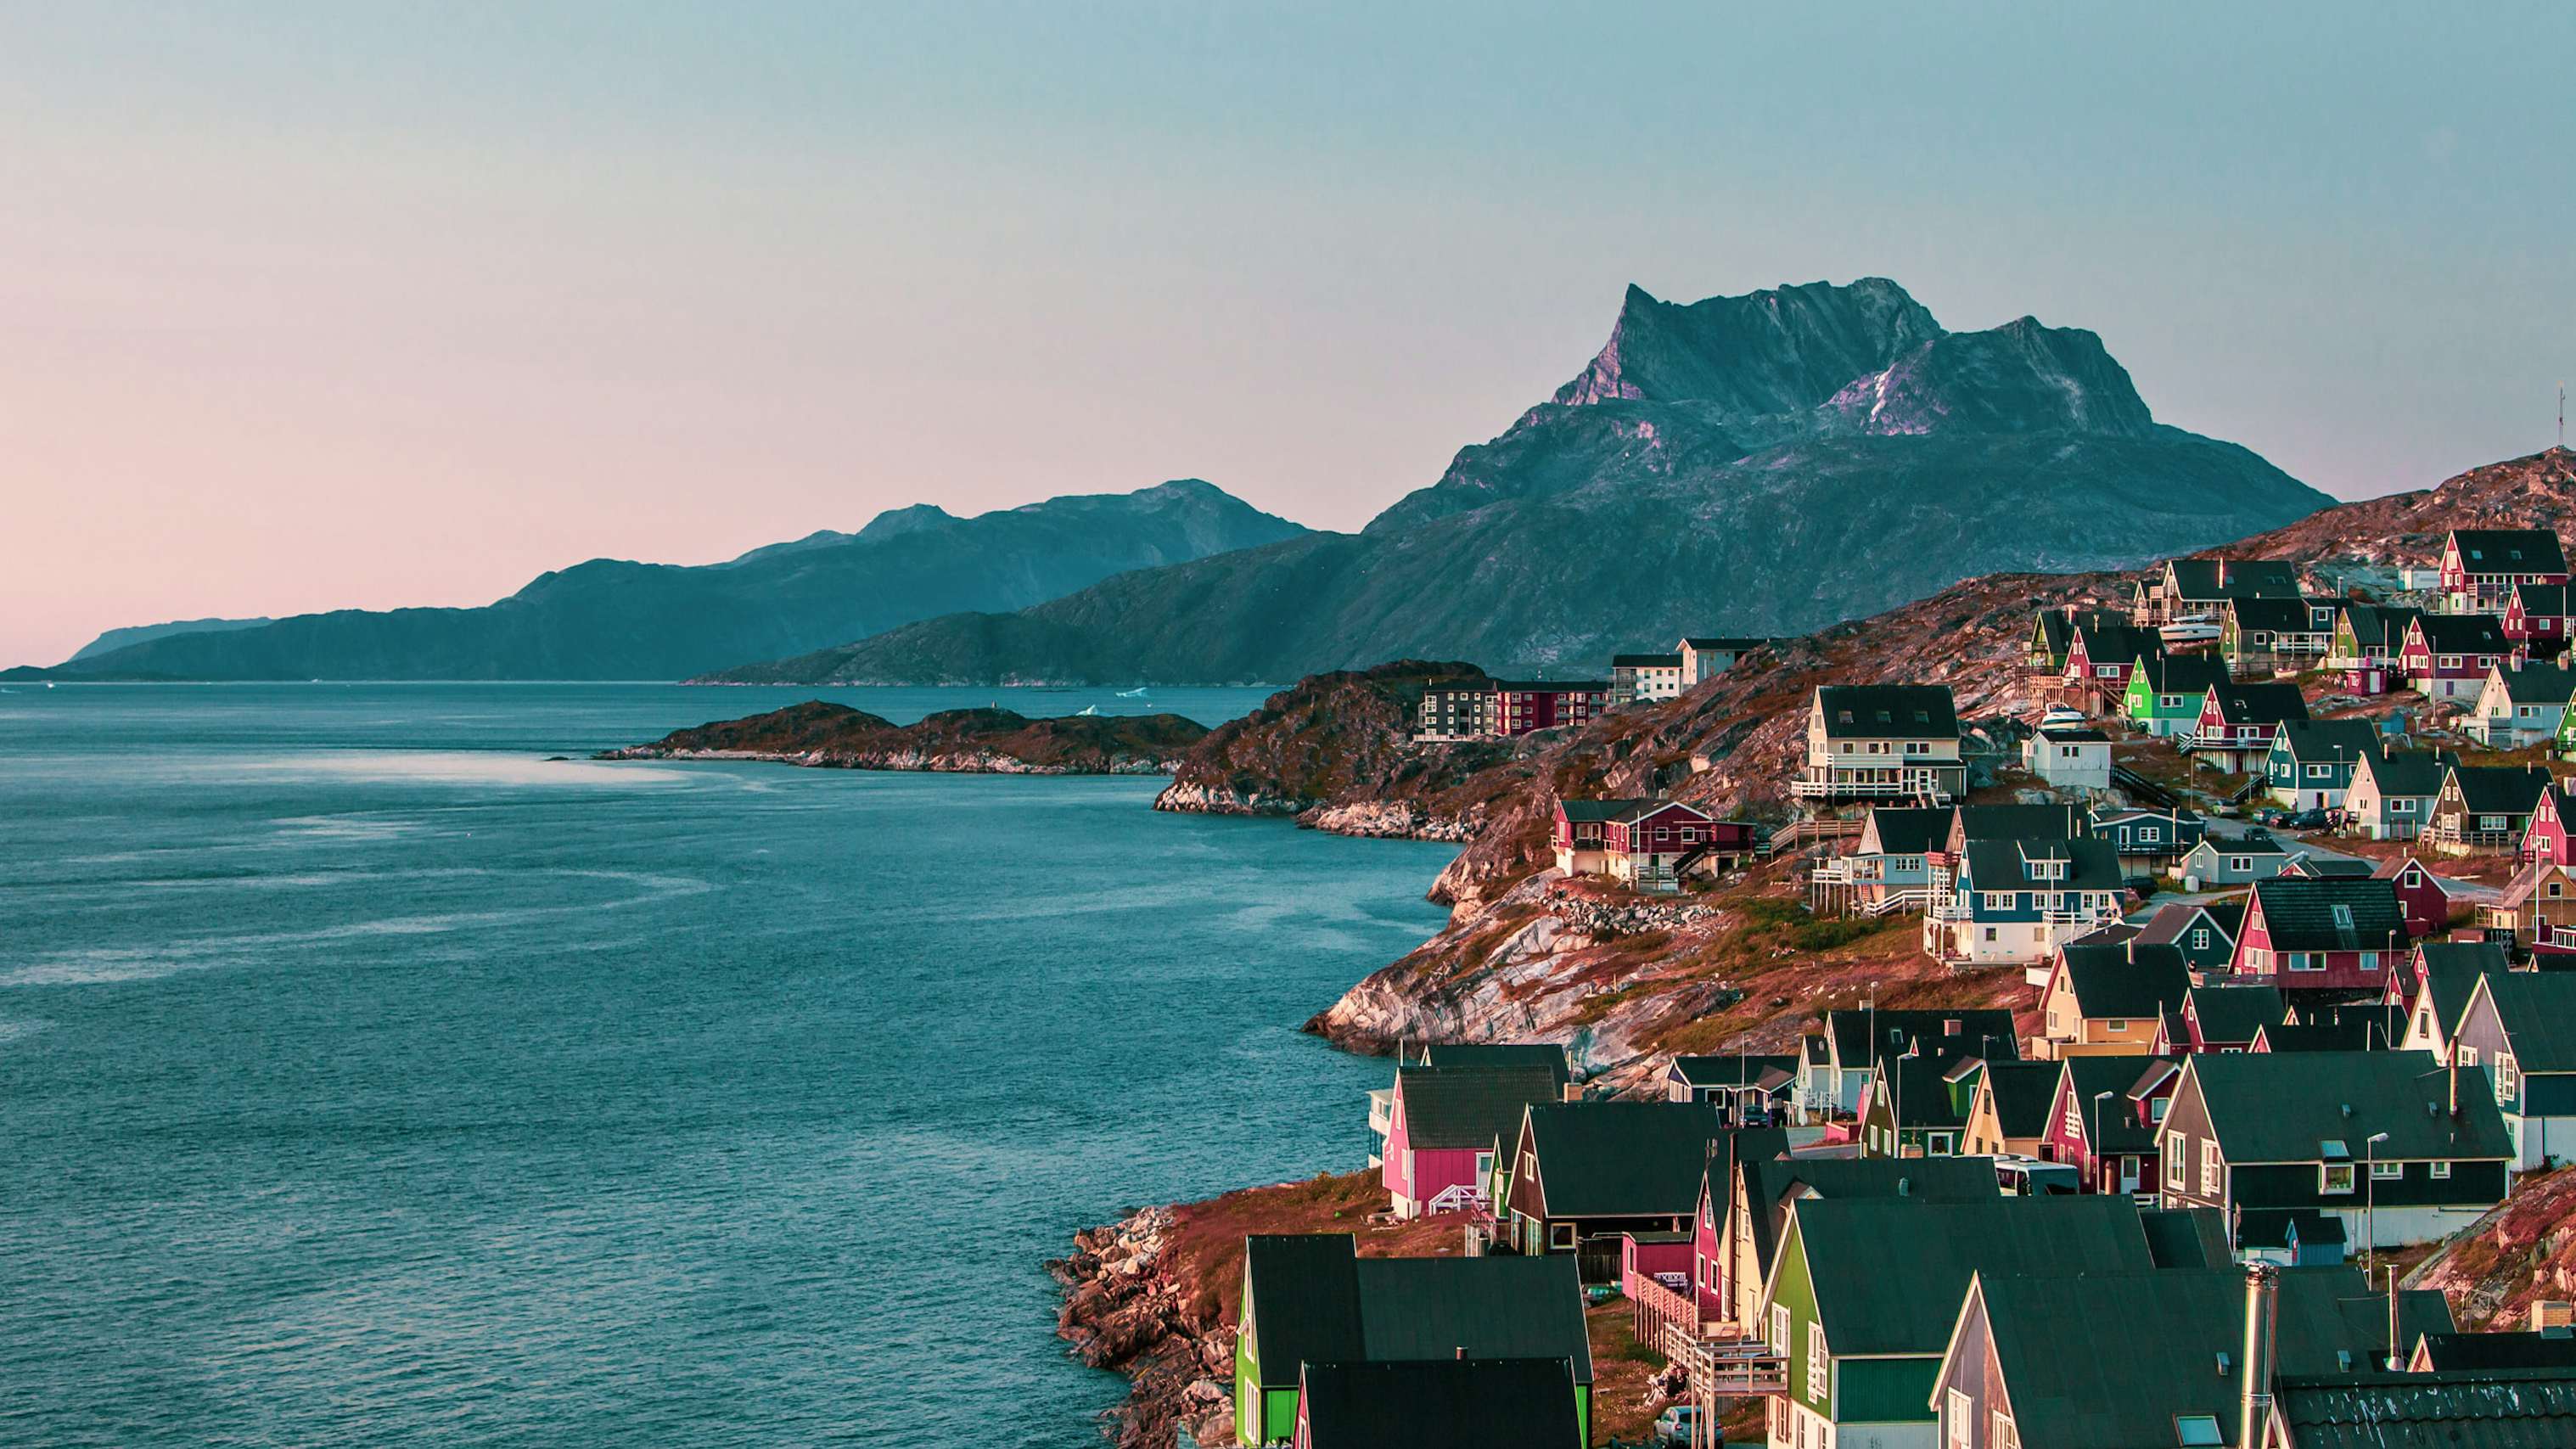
[8,3,2575,666]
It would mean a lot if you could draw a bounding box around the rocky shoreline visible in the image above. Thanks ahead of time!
[1047,1205,1234,1449]
[598,699,1209,776]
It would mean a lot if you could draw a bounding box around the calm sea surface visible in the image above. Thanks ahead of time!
[0,683,1455,1447]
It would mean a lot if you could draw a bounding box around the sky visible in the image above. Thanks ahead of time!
[6,3,2575,666]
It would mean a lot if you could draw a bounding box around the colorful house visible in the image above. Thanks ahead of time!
[1379,1063,1563,1218]
[2156,983,2292,1054]
[1705,1157,1996,1337]
[2439,527,2569,615]
[1598,799,1742,891]
[2041,1053,2180,1195]
[2135,897,2248,977]
[2452,971,2576,1168]
[2021,723,2112,790]
[2389,940,2512,1059]
[1489,680,1610,736]
[2427,762,2556,855]
[2026,606,2129,676]
[1504,1105,1778,1270]
[2370,853,2454,938]
[1795,684,1967,804]
[1291,1358,1583,1449]
[1678,636,1765,687]
[2400,614,2512,701]
[1233,1236,1594,1446]
[2039,941,2192,1058]
[1758,1196,2160,1449]
[2470,659,2576,747]
[2225,595,2338,677]
[1664,1054,1798,1126]
[2123,651,2234,736]
[2061,619,2164,700]
[1959,1059,2064,1156]
[2177,829,2296,890]
[2227,876,2410,997]
[2136,557,2303,626]
[2155,1050,2514,1248]
[1805,805,1952,916]
[2265,719,2381,810]
[2326,602,2426,694]
[1804,1008,2018,1118]
[2088,804,2207,881]
[1924,834,2128,968]
[2188,681,2311,772]
[2343,748,2449,841]
[2504,581,2572,659]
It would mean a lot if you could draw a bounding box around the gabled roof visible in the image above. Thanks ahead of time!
[2193,829,2288,859]
[2136,1207,2232,1268]
[1788,1196,2157,1356]
[1737,1157,1997,1292]
[2443,762,2556,817]
[2131,651,2233,697]
[2182,1050,2515,1162]
[2281,856,2381,879]
[1961,835,2126,892]
[2168,557,2303,600]
[2090,803,2205,829]
[1860,806,1955,856]
[2511,581,2573,615]
[1396,1064,1565,1151]
[2272,1367,2576,1449]
[2273,718,2381,767]
[2256,1019,2393,1053]
[1967,1266,2452,1449]
[1605,797,1714,826]
[1609,653,1682,669]
[2231,595,2332,633]
[2489,660,2576,705]
[2369,852,2448,889]
[2412,614,2511,654]
[1978,1060,2066,1139]
[1521,1105,1776,1218]
[2248,877,2409,952]
[2070,621,2163,664]
[2416,1331,2576,1371]
[2449,527,2570,575]
[2186,984,2290,1044]
[2357,749,2449,799]
[1244,1236,1597,1393]
[1417,1044,1572,1091]
[1296,1359,1583,1449]
[1954,803,2086,844]
[2057,942,2192,1020]
[1813,685,1959,740]
[2061,1054,2175,1154]
[2408,941,2511,1031]
[2470,971,2576,1073]
[1244,1235,1368,1384]
[2337,602,2425,650]
[1679,636,1765,651]
[1669,1054,1798,1092]
[1824,1008,2019,1070]
[1877,1053,1973,1131]
[1554,797,1648,824]
[2208,681,2311,727]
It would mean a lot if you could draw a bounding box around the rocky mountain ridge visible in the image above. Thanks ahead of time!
[719,277,2326,686]
[599,700,1209,775]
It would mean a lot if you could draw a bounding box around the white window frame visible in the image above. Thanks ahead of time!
[2321,1163,2356,1194]
[2432,1160,2452,1179]
[1806,1321,1828,1404]
[1771,1304,1791,1356]
[2371,1160,2402,1181]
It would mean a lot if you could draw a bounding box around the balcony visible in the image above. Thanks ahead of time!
[1367,1088,1393,1141]
[1790,771,1955,801]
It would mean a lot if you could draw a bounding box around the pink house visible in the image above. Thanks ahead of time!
[1378,1063,1561,1219]
[2505,581,2571,659]
[2228,876,2410,997]
[1619,1231,1693,1304]
[2523,784,2576,868]
[2401,615,2511,701]
[2370,854,2455,939]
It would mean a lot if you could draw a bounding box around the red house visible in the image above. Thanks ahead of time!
[1378,1063,1562,1218]
[2187,681,2309,772]
[2523,783,2576,868]
[2401,614,2511,702]
[2505,581,2572,660]
[2369,854,2455,939]
[2152,983,2289,1053]
[2061,621,2162,696]
[2439,527,2570,614]
[2228,876,2410,996]
[1490,681,1610,736]
[2039,1054,2179,1196]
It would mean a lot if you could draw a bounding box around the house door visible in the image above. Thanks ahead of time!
[2119,1157,2141,1193]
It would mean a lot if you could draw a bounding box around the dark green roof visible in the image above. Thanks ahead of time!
[2259,1019,2397,1053]
[2059,942,2193,1020]
[2450,528,2570,574]
[2415,614,2512,654]
[2135,651,2234,697]
[2412,942,2511,1037]
[1954,802,2086,843]
[2416,1332,2576,1372]
[2473,972,2576,1074]
[2271,1367,2576,1448]
[2249,877,2409,953]
[2211,681,2310,727]
[2169,557,2302,600]
[1862,806,1956,856]
[2233,595,2332,633]
[1791,1196,2157,1356]
[1669,1054,1798,1091]
[2276,718,2382,766]
[2360,749,2450,799]
[1825,1008,2018,1069]
[1962,835,2126,892]
[2337,603,2424,652]
[2444,763,2554,818]
[2136,1207,2232,1268]
[1981,1060,2066,1139]
[1972,1267,2453,1448]
[1522,1105,1776,1218]
[1737,1157,1998,1289]
[1243,1237,1593,1391]
[2491,660,2576,705]
[1554,797,1647,824]
[1296,1358,1583,1449]
[2184,1050,2515,1163]
[2062,1054,2177,1154]
[1814,685,1959,740]
[1417,1043,1571,1089]
[1396,1064,1563,1151]
[2186,985,2291,1045]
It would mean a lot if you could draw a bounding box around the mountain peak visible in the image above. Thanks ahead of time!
[1821,317,2156,438]
[856,503,958,541]
[1553,277,1943,416]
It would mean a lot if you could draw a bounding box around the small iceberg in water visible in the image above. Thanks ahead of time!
[1116,686,1148,698]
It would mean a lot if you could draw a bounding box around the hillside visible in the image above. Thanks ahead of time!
[23,480,1305,681]
[599,699,1209,775]
[710,278,2326,686]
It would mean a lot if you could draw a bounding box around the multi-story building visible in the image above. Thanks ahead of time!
[2438,527,2568,615]
[1793,684,1967,804]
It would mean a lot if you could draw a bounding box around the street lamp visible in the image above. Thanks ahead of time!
[2363,1131,2391,1266]
[2092,1092,2115,1194]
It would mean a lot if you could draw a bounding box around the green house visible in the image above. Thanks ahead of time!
[1234,1234,1594,1446]
[2121,652,2231,737]
[1759,1196,2159,1449]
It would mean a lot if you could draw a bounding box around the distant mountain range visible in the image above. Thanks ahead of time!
[710,278,2330,686]
[25,481,1305,680]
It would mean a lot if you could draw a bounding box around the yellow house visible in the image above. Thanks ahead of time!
[2035,941,2193,1059]
[1957,1059,2063,1158]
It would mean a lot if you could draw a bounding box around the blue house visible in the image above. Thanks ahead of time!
[2087,805,2206,882]
[2266,719,2381,811]
[1924,835,2128,969]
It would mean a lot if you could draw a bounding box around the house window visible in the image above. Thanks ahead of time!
[2498,1053,2521,1103]
[2152,1098,2169,1122]
[2231,856,2253,873]
[2432,1160,2452,1179]
[2359,952,2379,971]
[2167,1151,2186,1190]
[2107,1019,2128,1032]
[1991,1411,2020,1449]
[1771,1305,1791,1356]
[1550,1222,1575,1250]
[1946,1390,1973,1449]
[2321,1164,2356,1193]
[2371,1160,2402,1180]
[1806,1322,1828,1403]
[2287,952,2321,972]
[2192,928,2211,951]
[2202,1149,2222,1198]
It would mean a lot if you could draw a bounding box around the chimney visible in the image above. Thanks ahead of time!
[2450,1057,2461,1118]
[2386,1265,2402,1372]
[2242,1263,2280,1449]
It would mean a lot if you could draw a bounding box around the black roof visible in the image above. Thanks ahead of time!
[2272,1367,2576,1449]
[2489,659,2576,705]
[2337,602,2424,650]
[2409,941,2510,1039]
[1296,1358,1583,1449]
[1609,653,1681,668]
[1521,1106,1780,1218]
[1790,1197,2158,1356]
[2412,614,2511,654]
[1242,1236,1595,1392]
[1814,684,1959,740]
[1860,806,1955,856]
[2184,1050,2515,1163]
[2248,877,2409,953]
[1395,1064,1565,1151]
[1735,1157,1998,1291]
[2135,901,2239,949]
[2450,527,2570,575]
[1416,1043,1571,1089]
[1962,835,2127,892]
[1954,802,2086,845]
[2273,718,2381,766]
[1244,1235,1368,1386]
[1824,1008,2020,1070]
[2472,971,2576,1074]
[2133,651,2234,697]
[2358,748,2449,798]
[2416,1331,2576,1371]
[2186,984,2291,1045]
[1979,1060,2066,1139]
[2168,557,2303,600]
[2444,763,2556,818]
[1489,679,1609,694]
[2057,942,2192,1020]
[2231,595,2332,633]
[2210,680,2311,727]
[1668,1054,1798,1091]
[1555,797,1648,824]
[2511,581,2573,615]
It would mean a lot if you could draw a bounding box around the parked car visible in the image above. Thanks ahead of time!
[1654,1405,1699,1446]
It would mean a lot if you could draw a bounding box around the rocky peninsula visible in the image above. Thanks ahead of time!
[601,699,1209,774]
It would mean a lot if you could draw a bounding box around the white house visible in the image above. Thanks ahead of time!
[2468,659,2576,749]
[2021,725,2112,791]
[1609,652,1685,701]
[1678,636,1765,687]
[1795,684,1967,804]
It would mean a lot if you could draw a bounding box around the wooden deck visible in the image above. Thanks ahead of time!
[1623,1274,1786,1449]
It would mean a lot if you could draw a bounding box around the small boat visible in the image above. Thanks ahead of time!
[2159,618,2223,646]
[1116,686,1149,698]
[2038,705,2087,730]
[1075,705,1099,716]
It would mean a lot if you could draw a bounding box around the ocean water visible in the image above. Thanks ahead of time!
[0,683,1454,1447]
